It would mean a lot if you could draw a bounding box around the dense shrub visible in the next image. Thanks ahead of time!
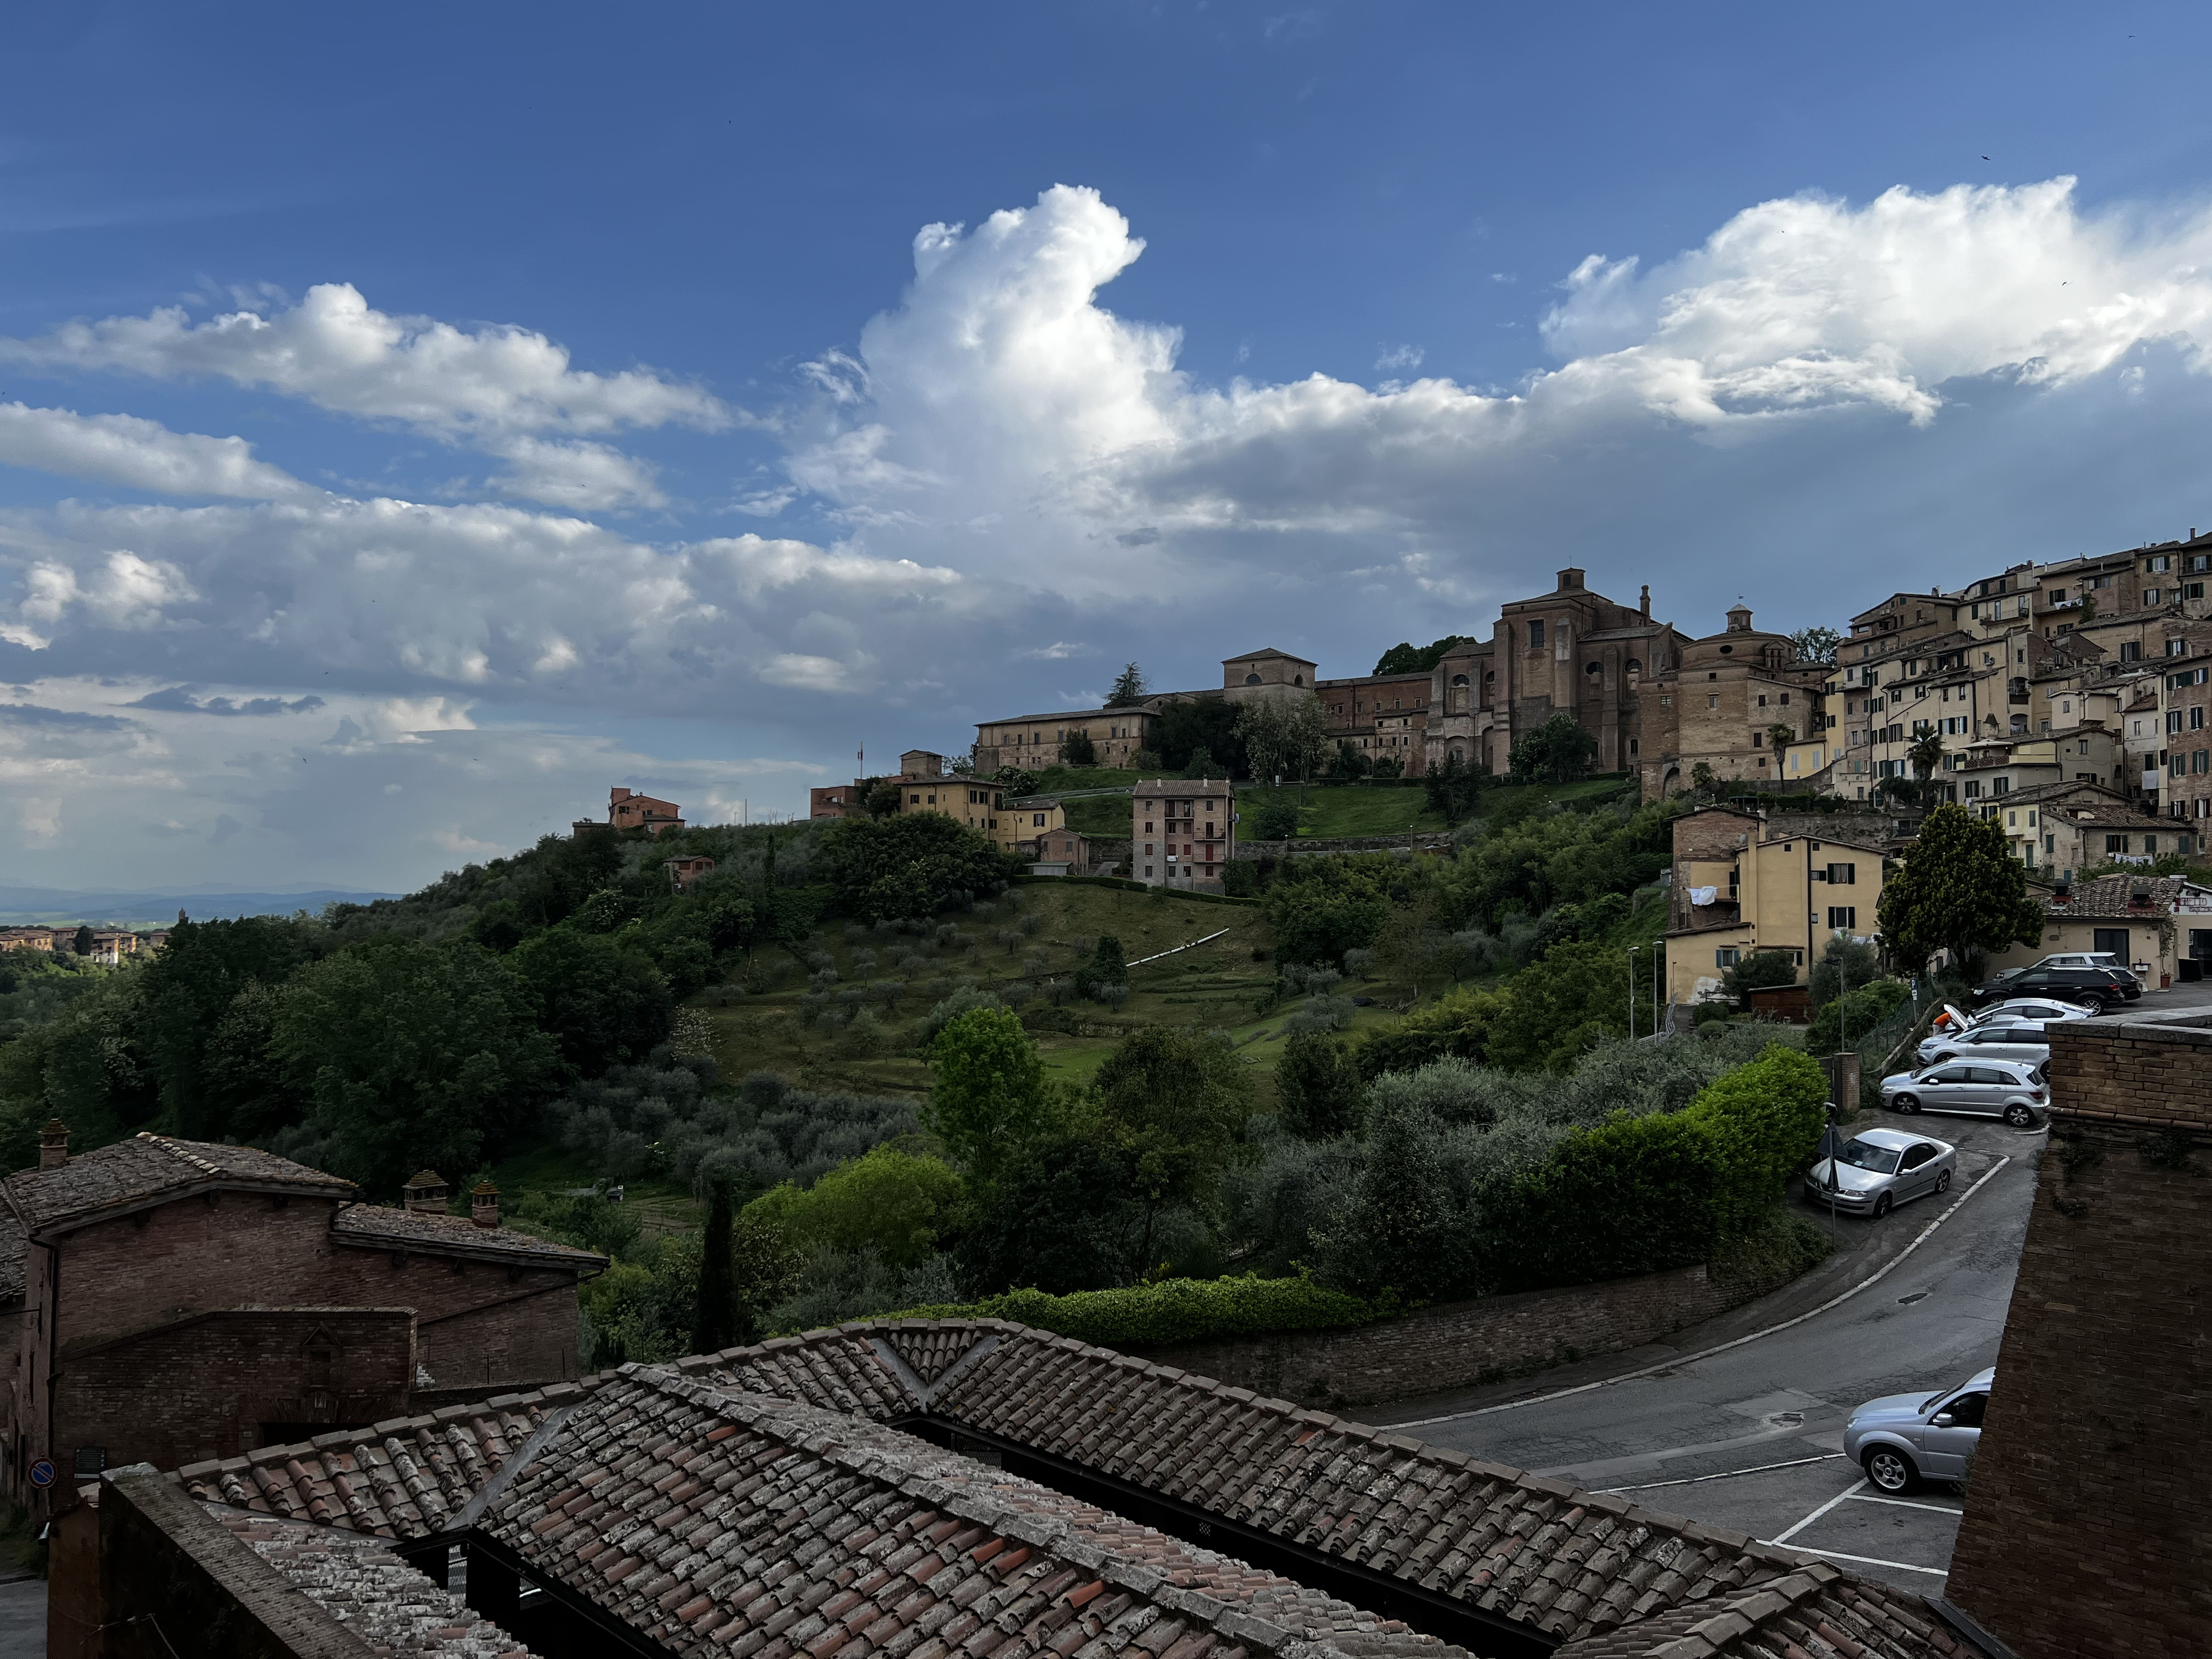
[1805,980,1911,1056]
[818,813,1016,922]
[1503,1110,1719,1286]
[1276,1031,1365,1139]
[875,1272,1379,1347]
[743,1145,962,1269]
[1677,1045,1830,1240]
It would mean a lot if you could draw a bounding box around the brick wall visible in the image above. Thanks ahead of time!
[1130,1260,1793,1410]
[13,1193,582,1510]
[59,1308,413,1474]
[96,1464,369,1658]
[1945,1010,2211,1658]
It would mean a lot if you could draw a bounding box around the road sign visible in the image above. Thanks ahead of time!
[27,1459,55,1489]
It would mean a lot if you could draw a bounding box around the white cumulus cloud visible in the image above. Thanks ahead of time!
[4,282,732,439]
[0,401,317,500]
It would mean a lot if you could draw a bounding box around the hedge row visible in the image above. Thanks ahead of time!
[857,1272,1382,1347]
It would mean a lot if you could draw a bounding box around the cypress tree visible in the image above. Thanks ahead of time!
[692,1172,739,1354]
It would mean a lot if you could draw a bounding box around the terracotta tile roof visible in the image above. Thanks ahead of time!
[213,1507,539,1656]
[163,1323,1964,1659]
[676,1323,1819,1647]
[3,1133,353,1233]
[482,1367,1469,1659]
[2043,874,2212,917]
[0,1210,24,1303]
[176,1385,581,1537]
[1548,1564,1964,1659]
[332,1204,606,1268]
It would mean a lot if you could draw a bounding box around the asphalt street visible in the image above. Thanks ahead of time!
[1370,1109,2046,1597]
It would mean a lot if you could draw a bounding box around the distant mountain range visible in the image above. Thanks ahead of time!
[0,884,400,929]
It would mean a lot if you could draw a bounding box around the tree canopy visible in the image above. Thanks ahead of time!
[1876,802,2044,973]
[1108,662,1149,706]
[1507,713,1599,785]
[1372,637,1464,676]
[818,813,1014,921]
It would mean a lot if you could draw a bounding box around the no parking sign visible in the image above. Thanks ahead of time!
[27,1459,54,1489]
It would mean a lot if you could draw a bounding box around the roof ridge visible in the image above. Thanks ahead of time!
[624,1366,1317,1658]
[139,1131,227,1179]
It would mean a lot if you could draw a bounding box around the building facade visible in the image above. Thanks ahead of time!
[0,1130,601,1516]
[1130,778,1233,891]
[1664,806,1888,1006]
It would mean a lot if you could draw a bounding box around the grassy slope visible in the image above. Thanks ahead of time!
[699,880,1286,1106]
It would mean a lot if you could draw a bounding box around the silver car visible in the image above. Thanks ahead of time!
[1882,1058,2048,1127]
[1916,1020,2052,1070]
[1971,998,2092,1026]
[1843,1366,1995,1492]
[1803,1126,1958,1218]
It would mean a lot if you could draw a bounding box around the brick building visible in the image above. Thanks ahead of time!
[1944,1005,2212,1657]
[0,1130,601,1517]
[1131,778,1233,890]
[572,785,685,837]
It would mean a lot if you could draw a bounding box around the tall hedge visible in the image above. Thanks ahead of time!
[859,1272,1380,1347]
[1677,1044,1829,1241]
[1507,1110,1718,1287]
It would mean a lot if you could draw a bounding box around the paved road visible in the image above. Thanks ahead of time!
[1370,1110,2046,1597]
[0,1578,41,1658]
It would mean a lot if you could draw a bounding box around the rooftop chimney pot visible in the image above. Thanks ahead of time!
[402,1170,449,1215]
[39,1119,67,1171]
[471,1181,500,1229]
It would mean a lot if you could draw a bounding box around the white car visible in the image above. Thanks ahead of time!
[2030,952,2124,971]
[1971,998,2094,1026]
[1917,1020,2053,1069]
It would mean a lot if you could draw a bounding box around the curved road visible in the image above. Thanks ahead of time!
[1371,1111,2046,1595]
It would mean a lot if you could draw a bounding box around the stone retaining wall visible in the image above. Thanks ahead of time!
[1129,1260,1791,1410]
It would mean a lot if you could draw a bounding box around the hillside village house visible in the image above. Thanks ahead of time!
[1131,778,1234,891]
[0,1129,600,1518]
[1665,806,1888,1007]
[573,785,685,837]
[1981,872,2212,985]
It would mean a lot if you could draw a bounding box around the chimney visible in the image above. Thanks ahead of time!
[39,1119,68,1171]
[471,1180,500,1229]
[1639,583,1651,619]
[401,1170,448,1215]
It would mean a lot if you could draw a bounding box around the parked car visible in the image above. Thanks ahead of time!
[1970,964,2139,1011]
[1916,1020,2052,1070]
[1971,998,2094,1026]
[1881,1058,2048,1127]
[1843,1366,1995,1492]
[1803,1126,1958,1218]
[2030,952,2124,971]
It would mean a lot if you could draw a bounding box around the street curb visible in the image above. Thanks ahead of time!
[1391,1152,2016,1428]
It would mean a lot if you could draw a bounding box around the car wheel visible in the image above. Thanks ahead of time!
[1934,1168,1952,1194]
[2005,1103,2036,1128]
[1930,1052,1957,1065]
[1872,1192,1893,1219]
[1892,1093,1919,1114]
[1865,1446,1917,1494]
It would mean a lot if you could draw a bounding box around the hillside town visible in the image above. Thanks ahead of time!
[4,11,2208,1658]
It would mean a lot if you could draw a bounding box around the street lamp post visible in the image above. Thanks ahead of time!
[1627,945,1640,1041]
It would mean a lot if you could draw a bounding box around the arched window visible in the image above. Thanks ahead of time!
[1585,661,1603,675]
[1625,658,1642,675]
[1450,748,1464,763]
[1244,673,1261,685]
[1451,674,1468,686]
[1294,674,1305,686]
[1484,670,1495,682]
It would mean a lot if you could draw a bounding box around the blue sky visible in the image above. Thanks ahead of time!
[7,2,2212,888]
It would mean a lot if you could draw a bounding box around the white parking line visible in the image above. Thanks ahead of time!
[1849,1493,1962,1516]
[1783,1547,1949,1577]
[1593,1452,1844,1494]
[1770,1478,1867,1544]
[1390,1154,2013,1427]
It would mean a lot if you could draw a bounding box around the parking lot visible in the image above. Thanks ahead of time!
[1380,1111,2041,1595]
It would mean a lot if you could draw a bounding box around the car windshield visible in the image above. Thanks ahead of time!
[1837,1139,1901,1173]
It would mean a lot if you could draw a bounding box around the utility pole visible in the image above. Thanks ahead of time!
[1627,945,1640,1040]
